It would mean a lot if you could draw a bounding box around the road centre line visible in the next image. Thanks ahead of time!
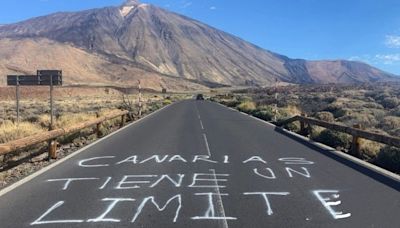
[210,168,230,228]
[203,133,211,156]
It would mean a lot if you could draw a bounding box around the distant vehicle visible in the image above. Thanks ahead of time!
[196,94,204,100]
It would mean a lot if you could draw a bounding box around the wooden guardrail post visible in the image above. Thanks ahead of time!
[300,113,307,136]
[352,124,362,158]
[48,125,57,160]
[48,141,57,159]
[96,112,102,138]
[120,114,126,128]
[307,123,313,138]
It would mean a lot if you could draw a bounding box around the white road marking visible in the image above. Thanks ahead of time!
[201,126,230,227]
[195,103,201,120]
[30,201,84,225]
[203,133,211,156]
[210,168,230,228]
[200,120,204,130]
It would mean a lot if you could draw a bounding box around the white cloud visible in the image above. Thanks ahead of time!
[348,53,400,65]
[348,55,374,64]
[375,54,400,65]
[210,6,217,10]
[181,1,192,9]
[385,35,400,48]
[349,56,363,61]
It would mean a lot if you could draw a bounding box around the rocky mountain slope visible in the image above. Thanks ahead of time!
[0,0,397,90]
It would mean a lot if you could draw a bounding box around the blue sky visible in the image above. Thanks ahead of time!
[1,0,400,75]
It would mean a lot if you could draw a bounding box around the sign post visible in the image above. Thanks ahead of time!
[138,80,142,117]
[16,75,20,125]
[49,75,54,130]
[274,78,278,122]
[37,70,63,130]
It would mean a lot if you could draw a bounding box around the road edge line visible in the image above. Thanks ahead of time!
[0,102,173,198]
[213,102,400,182]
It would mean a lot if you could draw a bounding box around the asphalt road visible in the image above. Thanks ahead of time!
[0,100,399,228]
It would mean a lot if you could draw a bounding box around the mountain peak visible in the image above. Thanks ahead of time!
[122,0,140,7]
[120,0,141,17]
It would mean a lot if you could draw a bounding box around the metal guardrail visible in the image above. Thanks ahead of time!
[276,115,400,158]
[0,110,128,159]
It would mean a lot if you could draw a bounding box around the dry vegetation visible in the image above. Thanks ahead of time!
[211,82,400,173]
[0,86,188,157]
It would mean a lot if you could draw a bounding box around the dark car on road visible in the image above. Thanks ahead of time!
[196,94,204,100]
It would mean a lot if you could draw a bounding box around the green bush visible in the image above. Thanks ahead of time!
[252,106,274,121]
[391,106,400,117]
[324,105,348,118]
[315,111,335,122]
[285,122,300,132]
[221,100,240,108]
[237,101,257,114]
[359,139,383,160]
[313,129,351,149]
[338,113,378,129]
[379,116,400,132]
[363,102,383,109]
[380,97,399,109]
[374,146,400,173]
[323,97,336,103]
[163,99,172,105]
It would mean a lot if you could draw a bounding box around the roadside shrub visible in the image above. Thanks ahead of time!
[363,102,383,109]
[237,101,257,114]
[163,99,172,105]
[285,122,300,132]
[379,116,400,132]
[368,109,386,120]
[37,114,51,128]
[277,105,301,120]
[313,129,351,149]
[315,111,335,122]
[380,97,399,109]
[391,106,400,117]
[374,146,400,173]
[149,102,162,111]
[0,121,45,143]
[323,97,336,103]
[56,113,96,128]
[252,106,274,121]
[324,105,347,118]
[338,113,378,129]
[374,92,391,102]
[221,99,240,108]
[359,139,383,160]
[25,115,40,123]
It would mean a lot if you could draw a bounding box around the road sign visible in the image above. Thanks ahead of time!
[7,71,62,86]
[37,70,62,76]
[7,75,38,86]
[37,70,62,85]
